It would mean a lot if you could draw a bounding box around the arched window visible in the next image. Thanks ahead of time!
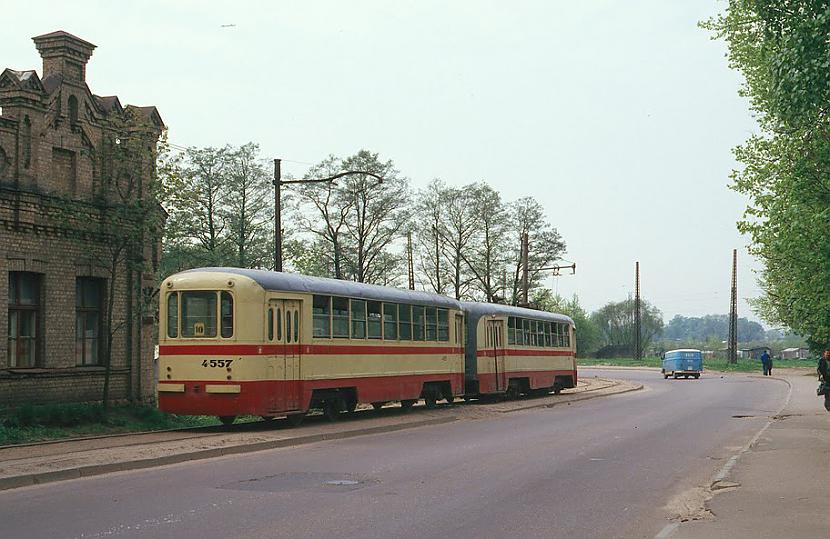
[22,116,31,169]
[68,95,79,127]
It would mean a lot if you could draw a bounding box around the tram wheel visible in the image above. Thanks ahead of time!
[345,399,358,414]
[425,394,438,409]
[400,399,416,412]
[286,413,305,427]
[371,402,385,411]
[261,416,277,422]
[323,400,342,422]
[506,384,520,400]
[218,415,236,426]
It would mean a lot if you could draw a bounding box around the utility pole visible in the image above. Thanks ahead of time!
[407,231,415,290]
[272,160,384,274]
[728,249,738,364]
[521,232,530,307]
[634,261,642,361]
[273,159,282,272]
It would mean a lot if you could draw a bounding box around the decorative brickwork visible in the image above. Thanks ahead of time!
[0,31,163,407]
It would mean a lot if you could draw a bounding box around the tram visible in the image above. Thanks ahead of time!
[157,268,576,424]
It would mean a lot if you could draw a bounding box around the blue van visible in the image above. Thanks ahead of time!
[662,349,702,379]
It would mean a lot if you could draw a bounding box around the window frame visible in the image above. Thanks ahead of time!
[312,295,332,339]
[8,272,42,368]
[75,277,103,366]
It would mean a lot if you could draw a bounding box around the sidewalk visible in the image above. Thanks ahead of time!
[668,371,829,538]
[0,376,641,492]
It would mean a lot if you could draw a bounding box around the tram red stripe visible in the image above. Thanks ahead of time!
[476,349,573,357]
[159,344,464,356]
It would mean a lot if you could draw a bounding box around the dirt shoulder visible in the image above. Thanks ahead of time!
[0,377,640,491]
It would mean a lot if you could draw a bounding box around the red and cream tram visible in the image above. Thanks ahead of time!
[157,268,576,424]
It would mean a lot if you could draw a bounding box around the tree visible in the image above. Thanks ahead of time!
[223,143,272,269]
[662,314,765,342]
[704,2,830,347]
[340,150,411,284]
[591,298,664,357]
[435,185,478,299]
[293,155,353,279]
[508,197,566,304]
[414,179,450,295]
[532,289,600,357]
[464,183,511,302]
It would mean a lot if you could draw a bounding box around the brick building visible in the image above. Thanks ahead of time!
[0,31,164,407]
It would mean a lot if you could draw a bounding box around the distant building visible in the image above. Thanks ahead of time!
[779,347,809,360]
[0,31,164,406]
[739,347,772,360]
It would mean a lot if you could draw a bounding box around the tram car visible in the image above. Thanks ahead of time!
[462,302,576,398]
[157,268,576,425]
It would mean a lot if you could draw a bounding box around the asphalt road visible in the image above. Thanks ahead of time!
[0,369,788,539]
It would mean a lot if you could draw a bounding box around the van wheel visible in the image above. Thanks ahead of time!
[664,374,669,379]
[694,374,700,379]
[219,415,236,426]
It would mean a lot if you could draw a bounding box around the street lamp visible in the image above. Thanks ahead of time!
[273,158,384,272]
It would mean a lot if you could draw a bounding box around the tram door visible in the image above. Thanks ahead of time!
[486,320,506,392]
[273,299,302,410]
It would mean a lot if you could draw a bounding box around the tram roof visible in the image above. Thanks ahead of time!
[460,301,574,325]
[182,267,463,309]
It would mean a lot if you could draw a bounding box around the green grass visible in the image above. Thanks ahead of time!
[578,357,818,373]
[0,403,219,446]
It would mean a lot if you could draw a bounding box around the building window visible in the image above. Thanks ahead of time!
[22,116,32,169]
[8,272,41,367]
[68,95,79,127]
[76,278,102,365]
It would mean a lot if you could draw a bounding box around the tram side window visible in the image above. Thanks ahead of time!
[537,321,545,347]
[507,317,516,345]
[515,317,523,345]
[437,309,449,342]
[522,319,531,346]
[351,299,367,339]
[383,303,398,340]
[425,307,437,341]
[167,293,178,338]
[412,306,425,341]
[543,321,551,347]
[313,295,332,338]
[565,325,571,347]
[267,308,274,340]
[332,297,349,338]
[220,292,233,338]
[398,304,412,340]
[556,323,564,347]
[367,301,382,339]
[181,292,217,337]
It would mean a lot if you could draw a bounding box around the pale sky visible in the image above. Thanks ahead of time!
[2,1,766,323]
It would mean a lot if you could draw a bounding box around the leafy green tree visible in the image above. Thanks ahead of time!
[414,179,451,295]
[508,197,566,305]
[591,298,664,356]
[223,143,272,268]
[704,2,830,347]
[464,183,511,302]
[532,289,600,357]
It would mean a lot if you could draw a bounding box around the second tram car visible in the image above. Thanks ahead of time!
[157,268,577,424]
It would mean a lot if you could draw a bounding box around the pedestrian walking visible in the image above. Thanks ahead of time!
[818,349,830,411]
[760,349,771,376]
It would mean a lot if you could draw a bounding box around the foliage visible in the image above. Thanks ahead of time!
[590,298,664,356]
[662,314,765,342]
[703,1,830,348]
[532,289,601,357]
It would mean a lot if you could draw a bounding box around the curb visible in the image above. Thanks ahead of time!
[501,381,644,413]
[0,415,457,492]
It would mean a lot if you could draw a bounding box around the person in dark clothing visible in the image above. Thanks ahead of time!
[760,350,772,376]
[818,349,830,411]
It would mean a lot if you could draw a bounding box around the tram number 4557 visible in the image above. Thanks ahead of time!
[201,359,233,368]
